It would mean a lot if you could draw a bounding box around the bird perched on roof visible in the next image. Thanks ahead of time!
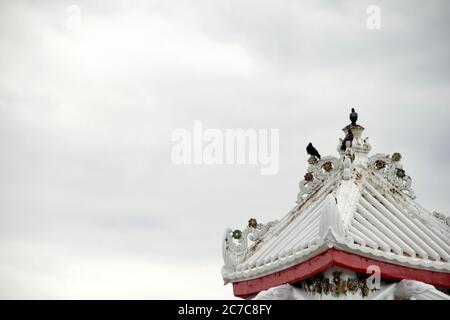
[306,143,321,159]
[341,130,354,151]
[350,108,358,125]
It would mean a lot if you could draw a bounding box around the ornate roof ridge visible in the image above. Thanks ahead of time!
[221,112,450,286]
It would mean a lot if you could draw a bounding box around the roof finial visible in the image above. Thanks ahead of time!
[339,108,370,165]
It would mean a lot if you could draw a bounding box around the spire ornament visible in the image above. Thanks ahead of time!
[338,109,371,166]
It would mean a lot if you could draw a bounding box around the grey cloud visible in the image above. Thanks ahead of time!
[0,0,449,298]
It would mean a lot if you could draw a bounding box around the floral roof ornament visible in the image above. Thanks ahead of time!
[375,160,386,170]
[304,172,314,182]
[392,152,402,162]
[368,153,415,199]
[222,219,279,271]
[322,161,333,172]
[396,168,406,178]
[297,156,340,203]
[232,229,242,240]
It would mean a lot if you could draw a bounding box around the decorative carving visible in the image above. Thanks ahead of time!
[332,271,342,285]
[302,272,373,297]
[222,220,279,268]
[433,212,450,227]
[368,153,415,199]
[297,156,340,203]
[337,124,371,155]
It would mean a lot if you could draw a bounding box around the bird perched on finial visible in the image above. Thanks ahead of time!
[341,130,354,151]
[306,143,321,159]
[350,108,358,125]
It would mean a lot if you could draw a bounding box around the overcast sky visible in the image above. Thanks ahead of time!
[0,0,449,299]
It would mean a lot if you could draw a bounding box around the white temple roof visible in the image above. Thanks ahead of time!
[222,123,450,284]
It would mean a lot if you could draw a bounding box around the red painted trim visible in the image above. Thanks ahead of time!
[232,248,450,298]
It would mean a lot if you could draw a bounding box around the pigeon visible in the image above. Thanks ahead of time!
[341,130,354,151]
[306,143,321,159]
[350,108,358,125]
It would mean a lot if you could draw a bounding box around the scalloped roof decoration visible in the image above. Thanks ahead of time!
[221,123,450,285]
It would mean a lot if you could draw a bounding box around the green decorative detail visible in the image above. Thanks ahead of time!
[396,168,406,178]
[232,229,242,240]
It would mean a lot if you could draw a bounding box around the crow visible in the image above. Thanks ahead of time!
[306,143,321,159]
[350,108,358,125]
[341,130,354,151]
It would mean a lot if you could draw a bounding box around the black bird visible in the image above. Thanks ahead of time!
[306,143,321,159]
[341,130,354,151]
[350,108,358,125]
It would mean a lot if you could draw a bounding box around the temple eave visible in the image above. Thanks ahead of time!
[232,248,450,298]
